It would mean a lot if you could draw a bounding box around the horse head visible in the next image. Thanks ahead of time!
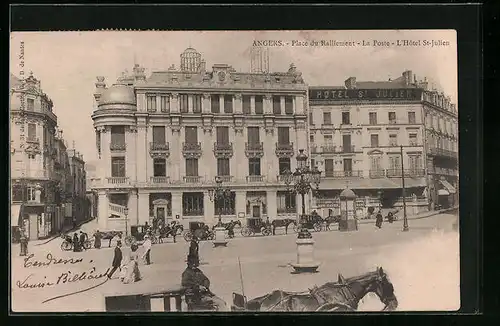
[369,267,398,311]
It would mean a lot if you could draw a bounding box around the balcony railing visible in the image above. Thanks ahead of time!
[369,170,386,178]
[26,137,40,144]
[109,203,128,216]
[110,143,126,151]
[275,142,294,158]
[182,142,202,158]
[213,142,234,158]
[245,142,264,151]
[150,176,170,184]
[386,169,426,178]
[338,145,355,153]
[150,142,170,151]
[183,176,203,184]
[428,147,458,159]
[215,175,233,183]
[106,177,130,184]
[246,175,265,183]
[310,145,319,154]
[320,145,335,153]
[324,170,363,178]
[276,174,289,182]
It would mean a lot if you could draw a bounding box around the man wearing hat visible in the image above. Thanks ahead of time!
[108,240,123,279]
[181,253,228,311]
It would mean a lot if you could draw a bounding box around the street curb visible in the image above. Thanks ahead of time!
[34,218,96,246]
[357,206,458,225]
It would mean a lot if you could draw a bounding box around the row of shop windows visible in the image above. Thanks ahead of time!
[110,191,297,218]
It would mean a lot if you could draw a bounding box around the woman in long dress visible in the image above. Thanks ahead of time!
[122,243,142,284]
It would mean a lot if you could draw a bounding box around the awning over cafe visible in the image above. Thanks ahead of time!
[11,204,22,227]
[439,180,456,194]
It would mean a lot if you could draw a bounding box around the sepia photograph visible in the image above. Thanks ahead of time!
[10,29,459,313]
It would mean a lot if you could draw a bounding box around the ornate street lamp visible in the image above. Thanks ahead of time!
[208,176,232,226]
[283,149,321,235]
[285,149,322,273]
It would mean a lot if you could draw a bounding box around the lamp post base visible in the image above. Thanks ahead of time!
[290,238,320,274]
[213,227,228,247]
[402,225,409,232]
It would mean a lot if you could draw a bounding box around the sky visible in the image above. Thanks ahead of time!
[10,30,457,163]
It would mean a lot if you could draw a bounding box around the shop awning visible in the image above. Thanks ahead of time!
[439,180,456,194]
[438,189,450,196]
[11,204,22,227]
[318,178,399,190]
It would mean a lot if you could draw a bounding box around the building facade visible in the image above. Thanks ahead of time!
[308,70,458,217]
[10,73,87,241]
[68,148,89,225]
[90,48,309,232]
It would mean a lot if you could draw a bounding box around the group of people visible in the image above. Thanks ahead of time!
[108,234,153,284]
[107,232,227,311]
[71,231,89,252]
[375,210,396,228]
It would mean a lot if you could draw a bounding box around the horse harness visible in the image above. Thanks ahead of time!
[263,284,356,311]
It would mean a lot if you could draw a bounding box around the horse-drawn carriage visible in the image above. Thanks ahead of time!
[295,214,323,232]
[126,225,158,246]
[211,220,242,238]
[183,222,215,242]
[241,218,272,237]
[60,234,92,251]
[156,221,184,243]
[230,268,398,312]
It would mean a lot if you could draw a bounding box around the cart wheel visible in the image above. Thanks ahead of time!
[184,231,193,242]
[316,303,355,311]
[61,241,72,251]
[313,223,322,232]
[292,224,299,233]
[152,236,158,244]
[124,236,134,246]
[262,228,272,236]
[241,227,252,237]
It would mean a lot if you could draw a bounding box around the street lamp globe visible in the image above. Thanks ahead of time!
[296,149,308,171]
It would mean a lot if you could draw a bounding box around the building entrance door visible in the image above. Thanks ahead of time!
[156,207,166,225]
[252,205,261,218]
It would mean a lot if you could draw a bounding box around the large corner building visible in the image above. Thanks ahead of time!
[91,48,309,231]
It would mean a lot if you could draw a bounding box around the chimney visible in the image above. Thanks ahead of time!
[344,77,356,89]
[402,70,413,86]
[133,64,146,83]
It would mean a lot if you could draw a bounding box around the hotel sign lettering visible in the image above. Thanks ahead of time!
[309,88,423,101]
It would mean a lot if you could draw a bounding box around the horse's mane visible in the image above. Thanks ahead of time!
[323,269,385,288]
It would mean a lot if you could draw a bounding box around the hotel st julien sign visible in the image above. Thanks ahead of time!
[309,88,423,101]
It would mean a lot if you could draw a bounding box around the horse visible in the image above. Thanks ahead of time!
[100,231,123,248]
[271,218,296,235]
[211,220,242,230]
[158,224,184,243]
[244,267,398,312]
[320,215,342,231]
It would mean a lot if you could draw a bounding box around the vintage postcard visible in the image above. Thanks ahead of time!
[10,30,459,313]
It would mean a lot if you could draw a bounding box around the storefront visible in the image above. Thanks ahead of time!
[11,204,23,243]
[437,178,457,209]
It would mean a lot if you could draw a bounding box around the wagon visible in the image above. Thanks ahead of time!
[241,218,272,237]
[183,222,215,242]
[103,284,188,312]
[126,225,158,246]
[293,214,323,233]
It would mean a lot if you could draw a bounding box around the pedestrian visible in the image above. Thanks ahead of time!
[181,253,228,311]
[375,210,383,229]
[122,243,142,284]
[73,233,80,252]
[79,231,87,250]
[108,240,123,279]
[189,238,200,264]
[94,230,102,249]
[142,235,152,265]
[72,217,77,229]
[19,230,28,256]
[387,211,394,223]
